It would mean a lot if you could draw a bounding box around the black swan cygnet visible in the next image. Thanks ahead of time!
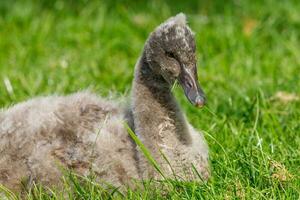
[0,13,209,191]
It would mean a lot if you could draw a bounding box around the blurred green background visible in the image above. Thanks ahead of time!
[0,0,299,199]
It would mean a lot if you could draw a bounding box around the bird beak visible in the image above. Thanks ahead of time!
[178,67,206,108]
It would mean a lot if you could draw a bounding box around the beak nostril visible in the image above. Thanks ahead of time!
[186,81,192,88]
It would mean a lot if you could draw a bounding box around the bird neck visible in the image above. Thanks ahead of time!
[131,52,192,148]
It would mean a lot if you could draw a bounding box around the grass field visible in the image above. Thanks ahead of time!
[0,0,300,199]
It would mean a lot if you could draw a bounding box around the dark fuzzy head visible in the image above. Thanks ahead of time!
[144,13,205,107]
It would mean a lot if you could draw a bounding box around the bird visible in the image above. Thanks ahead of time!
[0,13,210,192]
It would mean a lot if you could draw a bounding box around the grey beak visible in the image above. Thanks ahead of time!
[178,67,206,108]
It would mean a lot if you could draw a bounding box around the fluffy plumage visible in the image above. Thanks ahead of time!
[0,13,209,192]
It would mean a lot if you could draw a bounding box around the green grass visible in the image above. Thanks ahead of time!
[0,0,300,199]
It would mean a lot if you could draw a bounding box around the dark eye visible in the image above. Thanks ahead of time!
[166,51,176,59]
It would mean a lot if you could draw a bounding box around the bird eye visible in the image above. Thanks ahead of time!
[166,51,176,59]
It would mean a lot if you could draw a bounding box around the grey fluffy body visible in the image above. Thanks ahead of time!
[0,13,209,191]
